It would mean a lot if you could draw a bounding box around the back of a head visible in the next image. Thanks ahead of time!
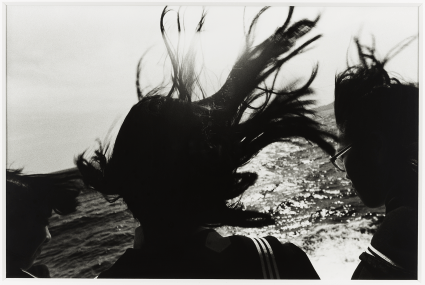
[6,169,81,226]
[335,37,418,176]
[77,7,337,229]
[6,168,81,272]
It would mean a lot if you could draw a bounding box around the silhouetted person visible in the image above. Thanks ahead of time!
[77,6,336,279]
[330,37,418,279]
[6,169,80,278]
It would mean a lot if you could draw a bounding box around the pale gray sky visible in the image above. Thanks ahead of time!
[6,5,419,173]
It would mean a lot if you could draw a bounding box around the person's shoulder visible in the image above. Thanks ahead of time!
[352,252,417,280]
[365,206,418,277]
[231,234,311,261]
[237,235,320,279]
[265,237,316,264]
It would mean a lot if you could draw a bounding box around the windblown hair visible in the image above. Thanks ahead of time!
[76,6,336,228]
[6,168,81,227]
[335,36,418,173]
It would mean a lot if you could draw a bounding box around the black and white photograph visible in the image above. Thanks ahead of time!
[3,2,420,280]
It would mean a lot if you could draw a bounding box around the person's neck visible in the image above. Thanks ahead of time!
[133,222,208,250]
[384,179,418,214]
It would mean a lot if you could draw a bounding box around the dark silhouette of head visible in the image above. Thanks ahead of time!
[6,169,80,274]
[334,36,418,208]
[76,7,336,230]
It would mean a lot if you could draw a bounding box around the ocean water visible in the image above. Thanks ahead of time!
[34,112,385,279]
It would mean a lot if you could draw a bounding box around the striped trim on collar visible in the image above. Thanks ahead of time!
[21,269,37,278]
[365,244,404,269]
[249,237,280,279]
